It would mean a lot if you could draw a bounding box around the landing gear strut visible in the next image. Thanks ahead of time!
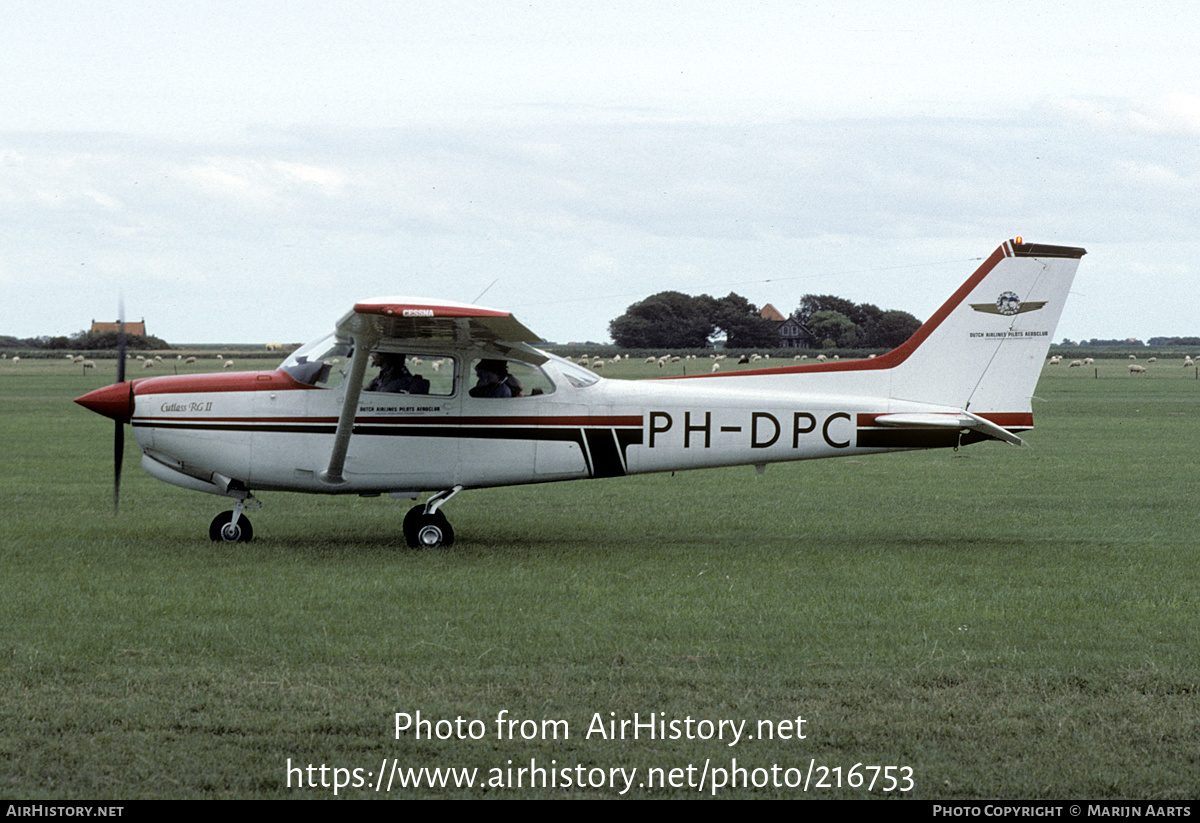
[403,485,462,548]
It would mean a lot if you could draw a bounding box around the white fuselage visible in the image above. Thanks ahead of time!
[129,354,985,499]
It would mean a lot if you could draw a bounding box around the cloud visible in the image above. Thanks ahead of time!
[3,101,1199,344]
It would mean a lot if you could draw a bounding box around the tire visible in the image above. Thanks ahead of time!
[403,506,454,549]
[209,511,254,542]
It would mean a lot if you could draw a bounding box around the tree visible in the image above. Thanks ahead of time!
[795,295,859,326]
[807,311,862,349]
[862,309,921,349]
[796,295,921,350]
[610,290,781,349]
[608,291,714,349]
[706,293,780,349]
[70,329,172,350]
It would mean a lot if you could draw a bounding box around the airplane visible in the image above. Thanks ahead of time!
[76,238,1085,548]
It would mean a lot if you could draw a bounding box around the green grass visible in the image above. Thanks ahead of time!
[1,358,1199,798]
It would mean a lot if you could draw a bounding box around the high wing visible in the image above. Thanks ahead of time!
[322,297,543,485]
[335,297,542,348]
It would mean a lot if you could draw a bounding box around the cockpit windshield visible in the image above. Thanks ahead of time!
[279,333,352,387]
[546,354,602,388]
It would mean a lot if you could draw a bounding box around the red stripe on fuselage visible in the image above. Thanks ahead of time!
[133,370,320,396]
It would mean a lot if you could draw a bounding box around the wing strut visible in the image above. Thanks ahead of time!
[320,334,376,485]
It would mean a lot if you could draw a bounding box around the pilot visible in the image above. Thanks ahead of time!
[470,359,521,398]
[366,352,414,393]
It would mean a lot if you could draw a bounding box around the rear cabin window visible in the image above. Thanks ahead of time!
[468,358,554,398]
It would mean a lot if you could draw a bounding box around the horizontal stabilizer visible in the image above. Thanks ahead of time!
[872,412,1026,447]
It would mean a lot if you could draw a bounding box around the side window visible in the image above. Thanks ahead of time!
[362,352,456,396]
[468,358,554,398]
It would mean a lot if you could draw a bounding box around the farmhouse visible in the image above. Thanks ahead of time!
[761,304,816,349]
[91,319,147,336]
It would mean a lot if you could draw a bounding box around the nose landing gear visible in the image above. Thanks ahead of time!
[209,494,260,543]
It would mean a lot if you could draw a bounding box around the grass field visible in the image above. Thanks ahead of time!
[2,355,1198,799]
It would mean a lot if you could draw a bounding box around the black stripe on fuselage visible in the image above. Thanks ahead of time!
[133,420,644,478]
[856,428,990,449]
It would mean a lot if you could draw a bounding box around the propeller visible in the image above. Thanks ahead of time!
[113,296,126,513]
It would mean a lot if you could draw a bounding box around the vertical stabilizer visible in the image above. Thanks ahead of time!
[884,240,1084,417]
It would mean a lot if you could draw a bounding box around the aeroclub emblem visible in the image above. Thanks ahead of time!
[970,291,1047,316]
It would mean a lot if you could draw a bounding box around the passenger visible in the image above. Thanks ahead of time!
[365,352,414,393]
[408,374,430,395]
[470,359,521,398]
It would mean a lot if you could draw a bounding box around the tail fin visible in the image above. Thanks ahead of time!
[884,239,1084,417]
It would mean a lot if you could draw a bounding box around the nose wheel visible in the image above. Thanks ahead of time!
[208,494,258,542]
[209,511,254,542]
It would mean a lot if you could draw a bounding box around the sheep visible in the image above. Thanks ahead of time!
[223,360,234,368]
[217,354,223,360]
[1148,357,1157,363]
[1129,354,1137,360]
[1084,358,1094,365]
[711,362,720,373]
[592,360,604,370]
[1069,359,1082,368]
[816,354,827,362]
[142,360,154,369]
[67,354,77,361]
[185,356,196,364]
[1048,355,1062,365]
[1129,364,1147,374]
[11,356,19,364]
[82,360,96,370]
[1184,357,1195,368]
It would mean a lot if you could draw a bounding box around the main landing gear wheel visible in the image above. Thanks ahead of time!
[403,506,454,549]
[209,511,254,542]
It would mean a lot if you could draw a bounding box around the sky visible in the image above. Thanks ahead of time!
[3,1,1198,347]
